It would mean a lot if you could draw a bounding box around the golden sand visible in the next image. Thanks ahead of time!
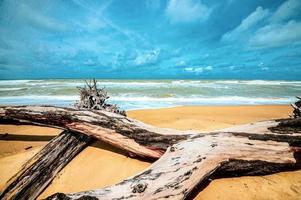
[0,105,300,199]
[128,105,291,131]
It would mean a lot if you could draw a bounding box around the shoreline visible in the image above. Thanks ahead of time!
[125,103,289,111]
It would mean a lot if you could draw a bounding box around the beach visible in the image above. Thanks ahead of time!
[2,0,301,198]
[1,104,300,199]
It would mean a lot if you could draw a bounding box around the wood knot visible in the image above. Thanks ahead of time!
[132,182,148,193]
[170,146,176,152]
[211,143,217,148]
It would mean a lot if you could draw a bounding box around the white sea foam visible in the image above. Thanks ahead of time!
[0,80,32,85]
[0,87,26,91]
[0,95,78,100]
[0,79,300,110]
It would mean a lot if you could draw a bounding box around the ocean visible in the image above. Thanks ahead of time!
[0,79,300,110]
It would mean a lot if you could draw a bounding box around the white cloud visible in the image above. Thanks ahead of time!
[184,65,213,74]
[185,67,203,74]
[250,20,301,48]
[237,7,270,32]
[229,65,236,70]
[222,6,269,42]
[165,0,211,24]
[18,3,67,32]
[270,0,301,22]
[222,1,301,49]
[176,60,186,67]
[205,65,213,70]
[184,67,194,72]
[83,59,96,66]
[134,49,160,66]
[258,62,264,67]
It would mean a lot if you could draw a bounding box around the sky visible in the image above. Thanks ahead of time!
[0,0,301,80]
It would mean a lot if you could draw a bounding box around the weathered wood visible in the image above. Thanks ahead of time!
[268,118,301,134]
[0,130,92,200]
[46,132,301,200]
[45,119,301,200]
[291,97,301,118]
[291,102,298,110]
[75,79,126,116]
[1,105,301,200]
[0,105,191,159]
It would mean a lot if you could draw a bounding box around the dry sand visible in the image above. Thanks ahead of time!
[128,105,292,131]
[0,105,300,199]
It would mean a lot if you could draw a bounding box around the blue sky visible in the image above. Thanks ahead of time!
[0,0,301,80]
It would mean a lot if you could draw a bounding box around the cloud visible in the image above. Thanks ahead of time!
[0,0,300,79]
[18,3,67,32]
[270,0,301,22]
[250,20,301,48]
[133,49,160,66]
[184,67,203,74]
[222,1,301,49]
[83,59,97,66]
[222,6,269,42]
[165,0,211,24]
[184,65,213,74]
[205,65,213,70]
[229,65,236,70]
[175,60,186,67]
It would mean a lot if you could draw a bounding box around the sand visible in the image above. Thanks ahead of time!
[0,105,300,199]
[128,105,292,131]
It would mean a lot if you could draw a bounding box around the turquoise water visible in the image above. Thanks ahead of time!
[0,79,300,110]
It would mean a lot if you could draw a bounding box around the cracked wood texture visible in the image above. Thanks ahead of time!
[46,119,301,200]
[46,131,301,200]
[1,105,301,200]
[0,130,92,200]
[0,106,191,159]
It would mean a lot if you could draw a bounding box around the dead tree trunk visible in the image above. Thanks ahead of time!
[0,105,301,200]
[0,130,92,200]
[0,106,191,159]
[46,131,301,200]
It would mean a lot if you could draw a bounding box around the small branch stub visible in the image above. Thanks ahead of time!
[132,182,148,193]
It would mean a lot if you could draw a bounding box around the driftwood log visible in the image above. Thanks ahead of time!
[0,105,301,200]
[0,131,92,200]
[0,106,191,159]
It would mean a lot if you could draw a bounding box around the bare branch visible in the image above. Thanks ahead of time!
[74,79,126,116]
